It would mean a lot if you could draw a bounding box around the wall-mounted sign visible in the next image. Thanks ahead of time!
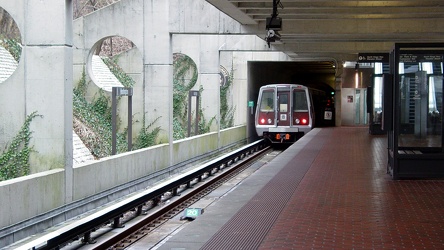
[358,53,389,63]
[400,54,443,63]
[347,95,354,103]
[115,87,133,96]
[324,111,333,120]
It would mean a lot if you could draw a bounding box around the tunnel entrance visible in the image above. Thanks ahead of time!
[247,61,337,142]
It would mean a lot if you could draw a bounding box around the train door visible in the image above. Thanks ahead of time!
[277,90,290,126]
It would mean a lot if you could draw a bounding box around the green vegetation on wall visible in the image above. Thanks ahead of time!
[173,53,198,140]
[73,75,115,158]
[73,70,160,158]
[219,68,235,129]
[102,57,135,88]
[134,116,161,149]
[173,54,236,139]
[0,112,41,181]
[197,85,216,134]
[0,38,21,62]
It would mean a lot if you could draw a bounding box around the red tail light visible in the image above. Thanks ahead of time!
[294,112,309,125]
[260,118,265,124]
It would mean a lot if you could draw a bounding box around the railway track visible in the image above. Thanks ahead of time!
[22,140,271,250]
[93,144,273,249]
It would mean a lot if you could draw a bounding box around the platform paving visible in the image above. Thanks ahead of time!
[136,127,444,249]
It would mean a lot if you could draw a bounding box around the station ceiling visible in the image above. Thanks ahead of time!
[206,0,444,65]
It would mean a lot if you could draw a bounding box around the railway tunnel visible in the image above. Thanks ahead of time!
[247,61,337,142]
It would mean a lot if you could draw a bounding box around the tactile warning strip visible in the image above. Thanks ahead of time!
[200,129,331,250]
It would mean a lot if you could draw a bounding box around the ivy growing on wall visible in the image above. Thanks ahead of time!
[134,116,161,149]
[102,57,135,88]
[73,69,160,158]
[73,71,115,157]
[219,68,235,129]
[0,38,22,62]
[173,53,199,140]
[197,85,216,134]
[0,111,41,181]
[173,54,236,139]
[173,53,217,139]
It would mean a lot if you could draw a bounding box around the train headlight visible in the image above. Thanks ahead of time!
[295,118,300,124]
[268,118,272,124]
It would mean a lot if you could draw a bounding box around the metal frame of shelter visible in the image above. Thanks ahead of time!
[386,43,444,179]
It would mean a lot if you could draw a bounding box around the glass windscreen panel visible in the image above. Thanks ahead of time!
[260,90,275,112]
[293,90,308,111]
[292,89,309,126]
[398,54,443,149]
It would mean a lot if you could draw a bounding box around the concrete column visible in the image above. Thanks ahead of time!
[199,35,221,146]
[24,0,73,200]
[143,0,173,165]
[65,0,74,203]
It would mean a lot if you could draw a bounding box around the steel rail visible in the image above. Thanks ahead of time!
[95,141,271,249]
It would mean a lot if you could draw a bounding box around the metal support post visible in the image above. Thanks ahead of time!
[111,87,133,155]
[112,88,117,155]
[187,90,200,137]
[128,94,132,151]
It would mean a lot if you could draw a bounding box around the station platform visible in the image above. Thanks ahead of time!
[144,127,444,249]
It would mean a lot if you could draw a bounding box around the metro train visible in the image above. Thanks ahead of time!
[255,83,333,144]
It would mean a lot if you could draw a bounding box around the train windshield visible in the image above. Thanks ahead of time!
[293,90,308,111]
[260,90,275,112]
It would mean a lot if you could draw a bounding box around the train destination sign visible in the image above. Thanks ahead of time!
[358,53,389,62]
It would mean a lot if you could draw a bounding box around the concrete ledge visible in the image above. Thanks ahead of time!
[0,169,65,247]
[73,143,170,201]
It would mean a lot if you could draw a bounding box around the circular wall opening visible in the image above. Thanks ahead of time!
[88,35,140,91]
[0,7,21,83]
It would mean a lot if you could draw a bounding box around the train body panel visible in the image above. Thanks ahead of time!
[255,84,314,144]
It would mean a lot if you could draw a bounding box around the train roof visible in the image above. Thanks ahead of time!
[260,83,307,89]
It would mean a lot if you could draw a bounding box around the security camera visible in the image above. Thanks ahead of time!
[265,29,281,40]
[265,29,280,48]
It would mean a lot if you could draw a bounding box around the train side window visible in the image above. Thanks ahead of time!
[293,90,308,111]
[260,90,275,112]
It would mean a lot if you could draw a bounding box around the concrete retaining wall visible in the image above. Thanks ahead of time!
[0,170,65,231]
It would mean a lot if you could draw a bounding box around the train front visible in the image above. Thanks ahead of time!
[255,84,313,144]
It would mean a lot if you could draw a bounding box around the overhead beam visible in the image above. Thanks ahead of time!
[230,0,444,8]
[278,41,394,54]
[206,0,257,24]
[258,18,444,35]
